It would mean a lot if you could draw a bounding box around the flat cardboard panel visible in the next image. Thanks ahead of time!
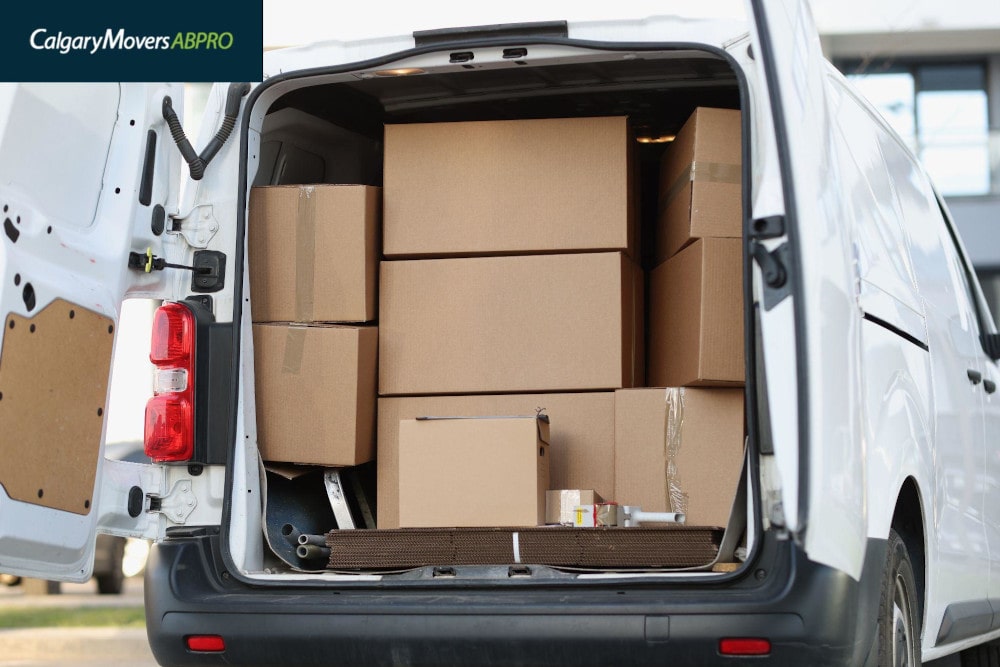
[397,417,549,528]
[648,238,744,387]
[248,185,379,323]
[614,388,744,528]
[253,323,377,466]
[0,300,114,515]
[384,116,636,257]
[325,526,722,569]
[379,252,642,395]
[378,393,615,529]
[655,108,742,263]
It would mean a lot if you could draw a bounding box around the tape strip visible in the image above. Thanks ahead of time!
[281,325,306,374]
[664,388,689,516]
[294,186,317,322]
[659,160,741,216]
[512,532,521,564]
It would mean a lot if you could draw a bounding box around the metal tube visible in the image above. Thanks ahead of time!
[296,544,331,560]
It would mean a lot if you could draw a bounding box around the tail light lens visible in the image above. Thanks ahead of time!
[145,302,195,462]
[718,638,771,656]
[186,635,226,652]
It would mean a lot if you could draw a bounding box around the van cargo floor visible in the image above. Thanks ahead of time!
[324,527,723,570]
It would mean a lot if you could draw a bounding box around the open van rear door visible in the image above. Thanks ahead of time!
[0,83,182,581]
[746,1,868,579]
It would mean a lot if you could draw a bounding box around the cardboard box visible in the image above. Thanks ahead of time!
[248,185,379,323]
[253,323,377,466]
[614,388,744,528]
[383,116,637,258]
[655,108,742,264]
[545,490,604,525]
[397,416,550,528]
[378,393,616,529]
[648,238,744,387]
[379,252,643,395]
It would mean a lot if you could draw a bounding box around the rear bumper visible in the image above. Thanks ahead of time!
[145,530,885,667]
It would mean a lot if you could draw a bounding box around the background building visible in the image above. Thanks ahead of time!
[813,0,1000,323]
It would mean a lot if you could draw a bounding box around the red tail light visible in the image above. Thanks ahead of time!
[719,638,771,656]
[186,634,225,652]
[145,303,195,462]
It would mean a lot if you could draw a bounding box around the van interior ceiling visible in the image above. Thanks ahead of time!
[246,48,749,579]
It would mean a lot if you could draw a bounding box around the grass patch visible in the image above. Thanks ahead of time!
[0,606,145,629]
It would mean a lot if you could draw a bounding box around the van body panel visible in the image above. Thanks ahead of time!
[748,0,868,578]
[0,83,183,581]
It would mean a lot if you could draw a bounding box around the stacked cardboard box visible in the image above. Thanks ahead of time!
[250,108,749,540]
[397,416,550,528]
[647,108,744,387]
[378,393,617,529]
[249,184,380,467]
[614,388,745,528]
[380,117,642,528]
[614,108,747,528]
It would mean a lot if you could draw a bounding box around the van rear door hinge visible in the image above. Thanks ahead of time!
[147,480,197,524]
[169,204,219,248]
[749,216,791,310]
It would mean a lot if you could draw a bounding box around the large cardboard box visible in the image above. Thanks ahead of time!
[248,185,379,323]
[378,393,615,529]
[647,238,744,387]
[655,108,742,264]
[253,323,377,466]
[397,416,550,528]
[383,117,636,258]
[379,252,643,395]
[614,388,744,528]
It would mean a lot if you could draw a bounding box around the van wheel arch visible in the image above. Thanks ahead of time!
[891,477,926,629]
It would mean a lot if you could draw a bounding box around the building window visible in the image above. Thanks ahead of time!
[842,61,991,197]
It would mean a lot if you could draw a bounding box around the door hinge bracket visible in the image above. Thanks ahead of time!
[169,204,219,249]
[147,479,197,524]
[753,242,793,311]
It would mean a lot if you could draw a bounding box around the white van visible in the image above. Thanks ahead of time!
[2,1,1000,665]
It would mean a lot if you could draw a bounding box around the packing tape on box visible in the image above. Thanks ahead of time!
[665,387,689,517]
[281,325,307,374]
[294,186,317,322]
[659,160,741,217]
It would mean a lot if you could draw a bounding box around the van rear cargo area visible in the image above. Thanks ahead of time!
[242,45,750,578]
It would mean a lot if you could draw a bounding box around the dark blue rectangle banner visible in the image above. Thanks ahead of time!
[1,0,262,82]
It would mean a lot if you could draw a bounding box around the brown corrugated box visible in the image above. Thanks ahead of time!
[655,108,741,264]
[383,117,637,258]
[397,416,550,528]
[378,393,616,529]
[248,185,380,323]
[545,490,603,525]
[253,323,377,466]
[614,388,744,528]
[379,252,644,396]
[648,238,744,387]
